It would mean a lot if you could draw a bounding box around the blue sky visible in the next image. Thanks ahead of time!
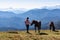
[0,0,60,9]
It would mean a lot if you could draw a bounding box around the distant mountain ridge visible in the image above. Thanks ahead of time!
[0,8,28,14]
[0,11,16,18]
[0,9,60,31]
[17,9,60,29]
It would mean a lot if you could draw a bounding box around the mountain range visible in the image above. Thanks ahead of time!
[0,8,60,31]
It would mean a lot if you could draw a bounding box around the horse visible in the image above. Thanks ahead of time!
[49,22,55,31]
[31,20,41,34]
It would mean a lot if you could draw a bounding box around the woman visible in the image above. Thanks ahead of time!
[25,17,30,33]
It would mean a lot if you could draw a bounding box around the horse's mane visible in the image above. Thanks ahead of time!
[32,20,40,23]
[32,20,41,24]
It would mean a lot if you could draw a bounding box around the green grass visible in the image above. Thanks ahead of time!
[0,30,60,40]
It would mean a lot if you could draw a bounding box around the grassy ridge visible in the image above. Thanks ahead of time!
[0,30,60,40]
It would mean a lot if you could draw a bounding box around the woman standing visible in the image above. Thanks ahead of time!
[25,17,30,33]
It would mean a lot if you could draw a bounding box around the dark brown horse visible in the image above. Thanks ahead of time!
[49,22,55,31]
[31,20,41,33]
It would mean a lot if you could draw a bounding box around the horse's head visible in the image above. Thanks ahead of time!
[31,20,36,26]
[50,21,54,26]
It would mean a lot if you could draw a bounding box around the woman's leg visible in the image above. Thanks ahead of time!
[26,25,29,33]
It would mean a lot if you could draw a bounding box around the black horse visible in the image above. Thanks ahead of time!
[49,22,55,31]
[31,20,41,33]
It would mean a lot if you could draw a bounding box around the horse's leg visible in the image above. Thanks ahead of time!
[50,26,51,31]
[38,27,40,34]
[53,26,55,31]
[35,25,36,32]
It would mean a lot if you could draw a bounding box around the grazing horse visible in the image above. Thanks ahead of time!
[31,20,41,33]
[49,22,55,31]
